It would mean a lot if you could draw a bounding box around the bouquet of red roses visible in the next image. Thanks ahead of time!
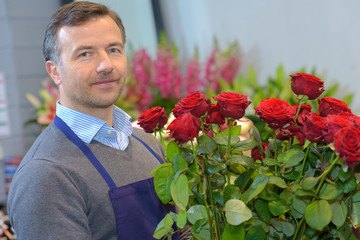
[138,73,360,240]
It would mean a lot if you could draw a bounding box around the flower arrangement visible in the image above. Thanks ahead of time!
[117,35,241,116]
[26,78,59,130]
[138,73,360,239]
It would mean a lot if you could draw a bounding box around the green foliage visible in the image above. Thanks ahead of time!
[148,67,358,239]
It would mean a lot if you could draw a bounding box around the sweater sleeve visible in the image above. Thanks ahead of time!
[7,159,93,240]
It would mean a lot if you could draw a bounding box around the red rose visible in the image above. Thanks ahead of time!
[137,106,168,133]
[318,97,352,117]
[322,114,352,144]
[293,104,312,126]
[350,115,360,129]
[251,143,270,161]
[167,113,201,144]
[301,113,327,142]
[290,73,325,100]
[334,126,360,168]
[213,92,251,119]
[205,104,225,126]
[254,98,296,129]
[174,92,210,118]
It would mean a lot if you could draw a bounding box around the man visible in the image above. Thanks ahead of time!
[7,2,175,239]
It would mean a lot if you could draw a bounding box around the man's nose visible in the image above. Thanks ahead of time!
[96,52,113,74]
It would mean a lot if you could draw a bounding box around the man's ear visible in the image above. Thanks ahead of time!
[46,61,62,86]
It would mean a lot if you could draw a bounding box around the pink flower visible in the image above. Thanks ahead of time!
[153,48,182,99]
[131,49,153,111]
[184,58,204,96]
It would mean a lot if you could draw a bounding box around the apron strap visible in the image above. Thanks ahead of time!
[54,115,164,190]
[131,134,163,164]
[54,116,117,190]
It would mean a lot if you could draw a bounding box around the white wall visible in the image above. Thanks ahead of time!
[0,0,60,156]
[82,0,158,57]
[159,0,360,114]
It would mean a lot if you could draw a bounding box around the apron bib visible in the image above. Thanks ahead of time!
[54,116,178,240]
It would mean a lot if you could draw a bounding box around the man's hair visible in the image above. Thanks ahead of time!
[43,1,126,63]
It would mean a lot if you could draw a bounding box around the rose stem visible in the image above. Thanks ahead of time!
[296,143,312,184]
[199,119,220,239]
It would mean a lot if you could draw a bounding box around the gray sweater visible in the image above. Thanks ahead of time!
[7,122,165,240]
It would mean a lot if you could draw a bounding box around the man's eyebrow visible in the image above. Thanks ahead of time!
[108,42,124,48]
[72,45,94,54]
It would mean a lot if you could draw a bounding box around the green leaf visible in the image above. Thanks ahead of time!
[176,209,187,228]
[153,213,174,239]
[319,183,343,200]
[245,225,266,240]
[268,176,287,188]
[269,200,290,216]
[305,200,332,231]
[166,140,180,161]
[241,174,269,203]
[278,149,305,168]
[233,139,258,151]
[282,169,300,180]
[341,176,357,193]
[292,197,306,215]
[224,185,241,204]
[262,158,280,167]
[150,162,172,176]
[213,135,240,146]
[187,205,209,225]
[212,191,224,206]
[222,224,245,240]
[154,164,174,204]
[173,155,188,175]
[302,177,319,190]
[234,169,254,191]
[230,155,256,170]
[207,163,226,175]
[351,202,360,227]
[295,189,316,197]
[210,173,226,188]
[170,174,189,210]
[331,201,347,228]
[353,191,360,202]
[224,199,252,226]
[338,168,352,182]
[269,218,295,237]
[255,199,271,222]
[218,125,242,137]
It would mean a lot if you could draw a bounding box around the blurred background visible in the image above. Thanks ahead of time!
[0,0,359,201]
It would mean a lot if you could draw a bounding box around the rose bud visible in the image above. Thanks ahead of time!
[137,106,168,133]
[213,92,251,120]
[290,73,325,100]
[318,97,352,117]
[334,126,360,168]
[166,113,201,144]
[254,98,296,129]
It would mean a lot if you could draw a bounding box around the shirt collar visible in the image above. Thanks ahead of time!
[56,101,132,144]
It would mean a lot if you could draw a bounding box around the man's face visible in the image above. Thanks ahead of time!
[50,15,127,114]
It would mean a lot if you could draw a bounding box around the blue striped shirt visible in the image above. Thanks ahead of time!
[56,102,133,151]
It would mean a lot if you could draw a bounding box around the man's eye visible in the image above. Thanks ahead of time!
[109,48,120,53]
[80,52,90,57]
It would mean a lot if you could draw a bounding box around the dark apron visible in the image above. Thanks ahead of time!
[54,116,178,240]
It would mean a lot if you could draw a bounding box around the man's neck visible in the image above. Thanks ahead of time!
[59,101,114,126]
